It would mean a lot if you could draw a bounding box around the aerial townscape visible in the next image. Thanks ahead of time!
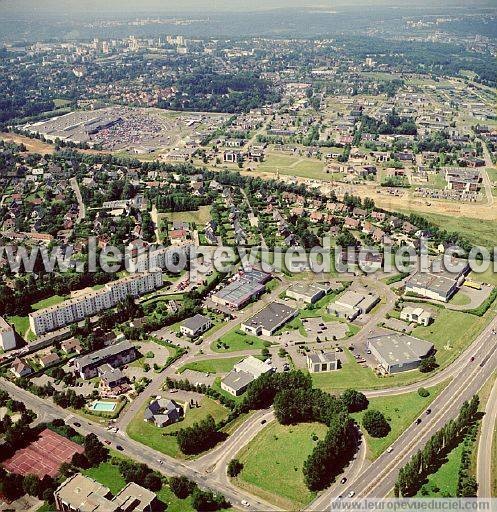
[0,0,496,511]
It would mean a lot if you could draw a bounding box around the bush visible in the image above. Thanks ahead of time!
[362,410,391,438]
[418,387,430,398]
[169,476,197,499]
[419,355,438,373]
[227,459,243,478]
[340,389,369,413]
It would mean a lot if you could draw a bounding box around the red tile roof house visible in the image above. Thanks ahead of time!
[344,217,360,230]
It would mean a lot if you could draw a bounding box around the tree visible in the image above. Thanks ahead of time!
[362,410,391,438]
[169,476,197,499]
[191,487,230,512]
[143,472,162,492]
[176,415,220,455]
[418,387,430,397]
[227,459,244,478]
[419,355,438,373]
[84,433,108,466]
[340,389,369,413]
[22,474,41,497]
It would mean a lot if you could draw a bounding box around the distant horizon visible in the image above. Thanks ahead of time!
[1,0,496,16]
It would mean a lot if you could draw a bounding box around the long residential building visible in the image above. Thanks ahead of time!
[29,270,163,336]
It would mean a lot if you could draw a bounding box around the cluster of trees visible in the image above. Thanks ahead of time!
[52,388,86,410]
[0,467,57,503]
[362,410,391,438]
[117,459,162,492]
[176,415,223,455]
[0,391,37,449]
[169,476,230,511]
[395,396,480,497]
[164,71,280,113]
[0,271,116,317]
[360,112,417,136]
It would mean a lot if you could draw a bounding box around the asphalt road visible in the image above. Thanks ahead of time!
[310,316,497,506]
[0,378,279,511]
[477,375,497,497]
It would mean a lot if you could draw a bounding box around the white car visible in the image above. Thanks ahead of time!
[348,491,355,498]
[386,446,393,453]
[241,500,250,508]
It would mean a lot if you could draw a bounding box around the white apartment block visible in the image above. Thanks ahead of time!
[29,270,163,336]
[0,316,16,351]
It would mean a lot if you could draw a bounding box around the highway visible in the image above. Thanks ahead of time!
[308,315,497,508]
[477,375,497,497]
[2,276,496,510]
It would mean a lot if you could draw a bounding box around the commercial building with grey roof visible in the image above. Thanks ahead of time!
[307,351,338,373]
[180,314,212,338]
[241,302,297,336]
[367,333,434,374]
[211,277,266,310]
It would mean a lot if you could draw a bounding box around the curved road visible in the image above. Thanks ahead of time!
[477,375,497,497]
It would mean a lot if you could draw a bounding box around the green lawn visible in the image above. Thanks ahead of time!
[31,295,68,310]
[82,456,199,512]
[257,153,327,181]
[449,292,471,306]
[234,421,328,510]
[351,382,447,460]
[211,328,268,353]
[7,315,30,336]
[311,348,435,392]
[179,356,243,375]
[415,442,464,497]
[412,308,491,368]
[160,205,211,226]
[469,267,497,287]
[399,210,497,249]
[83,461,126,494]
[126,397,229,458]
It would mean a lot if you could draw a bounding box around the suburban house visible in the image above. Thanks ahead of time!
[307,351,338,373]
[11,357,32,378]
[73,340,137,379]
[144,398,183,428]
[400,306,432,326]
[61,338,83,355]
[180,314,212,338]
[241,302,297,336]
[40,352,61,368]
[221,356,273,396]
[98,364,130,398]
[54,473,157,512]
[367,333,434,374]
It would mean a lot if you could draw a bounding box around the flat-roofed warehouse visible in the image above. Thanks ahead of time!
[286,282,337,304]
[405,272,459,303]
[367,333,434,374]
[211,277,266,310]
[241,302,297,336]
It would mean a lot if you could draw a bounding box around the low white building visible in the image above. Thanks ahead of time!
[221,356,273,396]
[307,351,338,373]
[400,306,432,326]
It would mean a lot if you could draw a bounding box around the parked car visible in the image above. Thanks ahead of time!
[340,477,347,484]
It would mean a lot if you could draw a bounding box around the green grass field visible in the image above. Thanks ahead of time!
[82,456,200,512]
[351,382,447,460]
[400,210,497,248]
[311,348,436,392]
[234,421,328,510]
[257,153,327,181]
[415,443,464,497]
[449,292,471,306]
[160,205,212,226]
[83,461,126,494]
[30,295,68,310]
[211,328,268,353]
[412,308,491,368]
[179,356,244,375]
[469,267,497,287]
[7,315,30,336]
[126,397,229,458]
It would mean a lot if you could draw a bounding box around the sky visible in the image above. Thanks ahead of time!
[1,0,494,15]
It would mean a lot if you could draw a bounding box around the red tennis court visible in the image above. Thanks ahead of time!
[2,428,84,478]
